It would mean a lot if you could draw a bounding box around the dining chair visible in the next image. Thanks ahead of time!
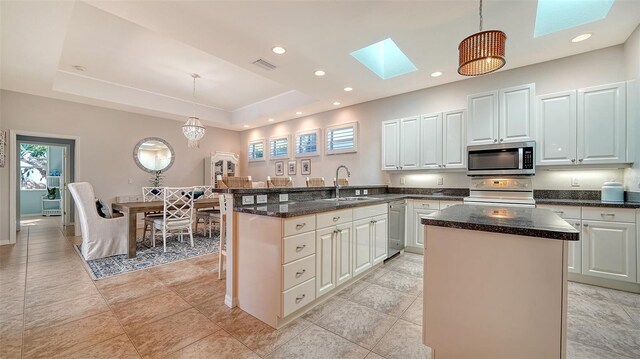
[218,194,228,280]
[306,177,325,187]
[333,177,349,186]
[141,187,164,242]
[68,182,128,260]
[267,176,293,188]
[195,185,221,238]
[151,187,195,252]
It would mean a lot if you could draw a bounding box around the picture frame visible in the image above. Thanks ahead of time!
[301,158,311,175]
[288,160,297,175]
[275,161,284,176]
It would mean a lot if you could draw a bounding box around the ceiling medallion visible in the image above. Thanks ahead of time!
[182,74,206,148]
[458,0,507,76]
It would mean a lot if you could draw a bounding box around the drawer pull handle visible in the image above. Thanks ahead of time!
[422,204,430,208]
[295,294,306,303]
[575,223,581,226]
[295,244,306,252]
[583,223,589,227]
[295,269,306,277]
[553,211,564,215]
[601,213,615,217]
[333,216,340,221]
[296,223,306,230]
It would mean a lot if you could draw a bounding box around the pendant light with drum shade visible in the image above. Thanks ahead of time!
[458,0,506,76]
[182,74,206,148]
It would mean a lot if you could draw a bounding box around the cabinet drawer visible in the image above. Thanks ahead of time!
[354,204,388,220]
[282,278,316,317]
[537,204,581,220]
[283,231,316,264]
[282,255,316,291]
[439,200,463,210]
[413,200,440,210]
[283,215,316,236]
[317,209,353,229]
[582,207,635,223]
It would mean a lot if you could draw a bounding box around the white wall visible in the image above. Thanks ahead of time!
[624,25,640,193]
[241,44,633,190]
[0,90,241,241]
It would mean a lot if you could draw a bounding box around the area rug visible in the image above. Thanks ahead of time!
[75,234,220,280]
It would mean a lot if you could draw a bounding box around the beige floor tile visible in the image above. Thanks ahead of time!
[0,314,23,359]
[24,291,110,330]
[192,294,235,323]
[166,329,259,359]
[186,253,220,273]
[65,334,141,359]
[302,296,348,323]
[624,306,640,328]
[26,250,78,264]
[360,268,390,283]
[97,275,171,307]
[265,324,369,359]
[26,269,94,294]
[336,280,371,299]
[127,308,219,358]
[26,259,84,279]
[372,319,432,359]
[371,270,422,296]
[170,272,226,305]
[22,312,124,359]
[567,340,630,359]
[150,261,211,287]
[386,259,423,278]
[350,284,415,317]
[365,352,386,359]
[25,278,97,308]
[0,298,25,318]
[400,298,423,326]
[114,290,192,332]
[316,300,396,350]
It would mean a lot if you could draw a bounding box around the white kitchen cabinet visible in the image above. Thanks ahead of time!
[382,119,400,170]
[442,110,466,169]
[414,208,437,249]
[353,218,373,276]
[577,82,626,165]
[568,221,582,274]
[316,227,336,297]
[335,223,353,286]
[582,220,636,283]
[372,214,388,265]
[400,116,420,170]
[537,91,577,165]
[419,113,442,169]
[468,84,535,146]
[439,201,464,210]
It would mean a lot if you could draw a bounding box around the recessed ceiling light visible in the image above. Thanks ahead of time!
[272,46,286,55]
[268,118,274,122]
[571,33,592,42]
[314,70,326,77]
[431,71,443,77]
[344,87,353,92]
[243,125,249,128]
[333,101,341,106]
[72,65,86,71]
[295,111,302,115]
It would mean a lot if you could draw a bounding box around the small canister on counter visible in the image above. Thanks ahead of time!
[601,180,624,203]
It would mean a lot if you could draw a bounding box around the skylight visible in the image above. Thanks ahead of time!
[350,38,417,80]
[534,0,614,38]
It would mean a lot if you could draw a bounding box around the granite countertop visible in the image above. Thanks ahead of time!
[422,205,579,241]
[535,198,640,209]
[234,193,465,218]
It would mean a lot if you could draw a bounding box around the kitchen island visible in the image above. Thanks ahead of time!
[421,205,579,359]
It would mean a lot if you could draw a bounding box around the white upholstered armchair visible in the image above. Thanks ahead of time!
[68,182,128,260]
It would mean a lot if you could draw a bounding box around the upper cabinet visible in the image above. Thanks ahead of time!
[419,113,442,169]
[537,82,627,166]
[442,110,466,169]
[467,84,535,145]
[381,119,400,170]
[382,116,420,170]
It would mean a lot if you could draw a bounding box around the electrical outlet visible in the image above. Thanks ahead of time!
[256,194,267,204]
[437,177,444,185]
[279,194,289,202]
[363,189,368,195]
[400,177,406,185]
[571,177,580,187]
[279,204,289,212]
[355,190,361,195]
[242,195,254,205]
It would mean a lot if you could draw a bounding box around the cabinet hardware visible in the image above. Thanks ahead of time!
[583,223,589,227]
[578,159,583,162]
[571,159,576,163]
[333,216,340,221]
[295,294,306,303]
[295,244,306,252]
[575,223,581,226]
[295,223,306,229]
[438,164,442,168]
[500,138,504,142]
[422,204,430,208]
[493,139,498,143]
[601,213,615,217]
[442,164,446,167]
[295,269,306,277]
[553,210,564,215]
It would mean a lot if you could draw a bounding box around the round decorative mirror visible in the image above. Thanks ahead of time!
[133,137,175,173]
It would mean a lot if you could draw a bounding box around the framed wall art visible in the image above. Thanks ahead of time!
[301,158,311,175]
[288,160,297,175]
[275,161,284,176]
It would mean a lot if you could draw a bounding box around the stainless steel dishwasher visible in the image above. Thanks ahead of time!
[388,200,406,258]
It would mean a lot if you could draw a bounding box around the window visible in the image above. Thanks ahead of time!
[269,135,290,159]
[326,122,358,155]
[295,129,320,157]
[20,144,48,190]
[248,139,266,161]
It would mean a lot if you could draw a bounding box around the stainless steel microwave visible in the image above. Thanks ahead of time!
[467,141,535,176]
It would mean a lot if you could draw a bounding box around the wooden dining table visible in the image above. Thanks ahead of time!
[112,198,219,258]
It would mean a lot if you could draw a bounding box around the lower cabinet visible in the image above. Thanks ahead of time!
[353,218,374,276]
[582,220,637,283]
[568,221,582,274]
[414,209,437,249]
[316,227,337,297]
[336,223,353,286]
[372,214,388,265]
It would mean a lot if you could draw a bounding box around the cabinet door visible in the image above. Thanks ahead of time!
[467,91,498,145]
[382,120,400,170]
[442,110,466,169]
[336,223,353,287]
[353,218,373,276]
[316,227,336,297]
[400,116,420,170]
[499,83,535,143]
[419,113,442,169]
[372,215,388,265]
[414,209,437,249]
[577,82,626,165]
[582,221,636,283]
[568,221,582,274]
[537,91,577,165]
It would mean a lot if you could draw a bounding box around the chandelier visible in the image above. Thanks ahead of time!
[182,74,206,148]
[458,0,506,76]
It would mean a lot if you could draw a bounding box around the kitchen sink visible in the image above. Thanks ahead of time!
[322,196,371,202]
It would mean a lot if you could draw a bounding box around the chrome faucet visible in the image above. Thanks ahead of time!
[335,165,351,199]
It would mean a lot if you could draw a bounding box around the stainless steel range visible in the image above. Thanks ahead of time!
[463,177,535,208]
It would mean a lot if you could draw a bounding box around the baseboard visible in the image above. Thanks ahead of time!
[404,246,424,255]
[569,273,640,293]
[224,294,237,308]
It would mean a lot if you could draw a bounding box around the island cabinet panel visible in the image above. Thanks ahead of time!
[581,220,637,283]
[316,227,337,297]
[537,204,582,274]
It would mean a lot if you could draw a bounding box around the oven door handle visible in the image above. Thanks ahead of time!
[518,148,523,170]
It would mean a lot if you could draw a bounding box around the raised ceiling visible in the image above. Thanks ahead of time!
[1,0,639,130]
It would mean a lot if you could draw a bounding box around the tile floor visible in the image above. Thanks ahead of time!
[1,216,640,358]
